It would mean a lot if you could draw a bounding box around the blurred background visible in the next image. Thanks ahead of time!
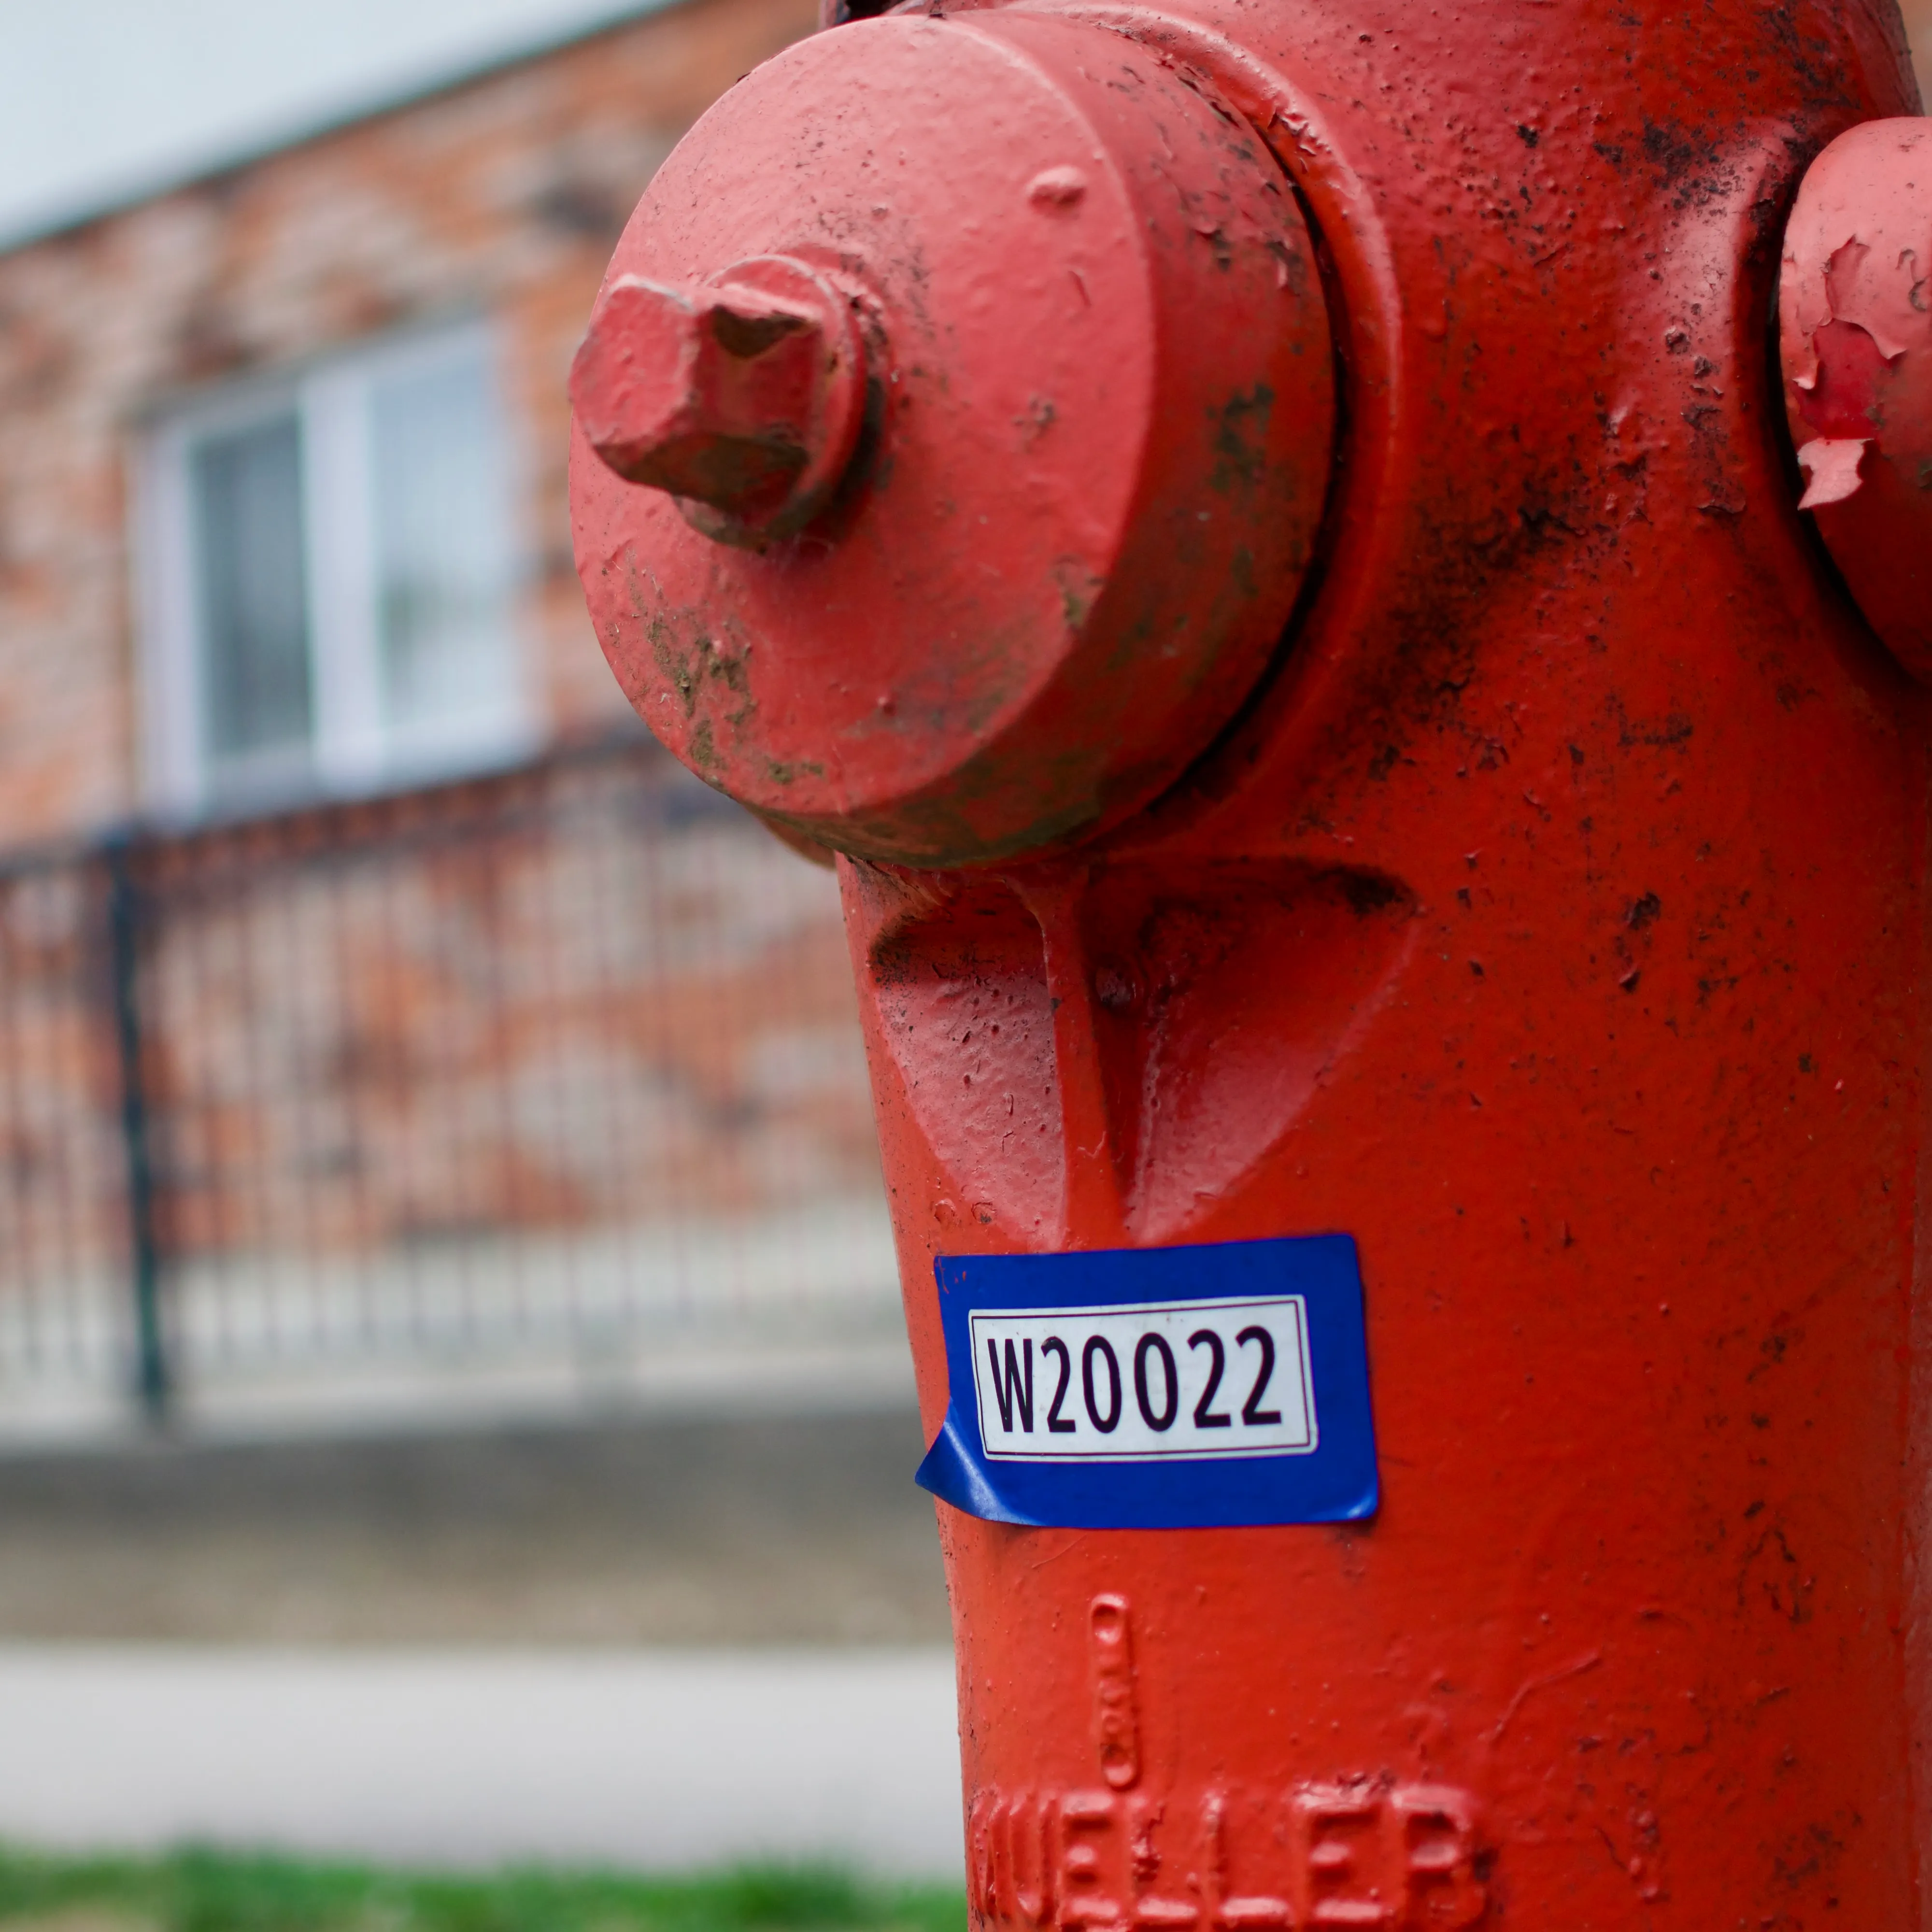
[0,0,954,1896]
[0,0,1925,1906]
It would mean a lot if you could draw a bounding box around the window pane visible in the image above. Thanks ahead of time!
[190,413,313,776]
[369,345,517,739]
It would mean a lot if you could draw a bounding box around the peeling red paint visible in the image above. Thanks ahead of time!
[1779,117,1932,672]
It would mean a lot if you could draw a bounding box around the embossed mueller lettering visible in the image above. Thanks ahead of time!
[971,1595,1488,1932]
[966,1780,1486,1932]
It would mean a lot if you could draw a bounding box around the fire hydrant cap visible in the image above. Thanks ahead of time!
[569,10,1335,867]
[1779,117,1932,680]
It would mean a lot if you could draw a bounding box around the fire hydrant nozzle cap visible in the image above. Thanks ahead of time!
[1778,118,1932,679]
[569,11,1337,866]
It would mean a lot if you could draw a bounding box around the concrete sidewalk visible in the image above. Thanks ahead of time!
[0,1414,950,1647]
[0,1647,963,1878]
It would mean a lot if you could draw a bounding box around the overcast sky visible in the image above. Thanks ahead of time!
[0,0,666,249]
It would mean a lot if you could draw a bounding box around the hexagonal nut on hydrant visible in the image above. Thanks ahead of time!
[569,258,866,544]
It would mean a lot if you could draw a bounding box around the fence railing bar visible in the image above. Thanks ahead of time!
[103,835,168,1422]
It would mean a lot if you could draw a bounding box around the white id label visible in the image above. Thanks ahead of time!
[969,1294,1315,1463]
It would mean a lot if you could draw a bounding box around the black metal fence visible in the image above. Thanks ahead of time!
[0,736,895,1439]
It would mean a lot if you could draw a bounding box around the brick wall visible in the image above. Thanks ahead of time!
[0,0,898,1422]
[0,0,816,846]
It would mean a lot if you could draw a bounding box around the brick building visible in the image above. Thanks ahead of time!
[0,0,897,1435]
[0,0,823,833]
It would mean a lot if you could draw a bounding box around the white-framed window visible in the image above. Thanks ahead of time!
[137,319,536,818]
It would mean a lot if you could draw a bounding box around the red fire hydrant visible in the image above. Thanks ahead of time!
[570,0,1932,1917]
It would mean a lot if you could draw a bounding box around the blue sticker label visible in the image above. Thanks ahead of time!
[915,1235,1378,1529]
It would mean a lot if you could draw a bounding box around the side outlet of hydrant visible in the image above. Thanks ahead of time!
[572,1,1932,1920]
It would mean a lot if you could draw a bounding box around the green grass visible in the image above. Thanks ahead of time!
[0,1848,966,1932]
